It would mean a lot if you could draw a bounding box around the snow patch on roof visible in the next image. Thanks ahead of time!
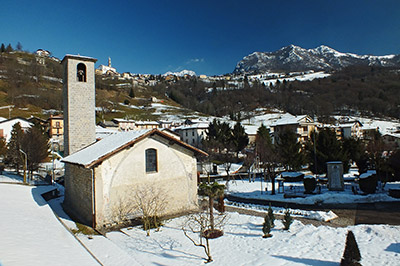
[63,130,151,166]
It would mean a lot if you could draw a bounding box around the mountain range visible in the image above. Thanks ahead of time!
[233,45,400,74]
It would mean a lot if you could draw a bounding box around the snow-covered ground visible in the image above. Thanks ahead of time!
[2,173,400,265]
[79,212,400,266]
[0,182,99,266]
[224,177,400,205]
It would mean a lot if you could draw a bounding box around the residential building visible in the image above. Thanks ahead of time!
[272,115,317,144]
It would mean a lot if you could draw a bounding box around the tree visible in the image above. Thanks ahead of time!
[231,121,249,158]
[5,43,13,53]
[282,209,293,230]
[183,211,226,263]
[6,123,24,174]
[262,215,272,238]
[256,124,281,195]
[0,43,5,53]
[16,42,22,51]
[341,230,361,266]
[277,129,305,171]
[20,125,50,176]
[198,182,225,230]
[366,130,394,185]
[267,203,275,228]
[342,138,368,174]
[306,128,349,174]
[132,185,168,236]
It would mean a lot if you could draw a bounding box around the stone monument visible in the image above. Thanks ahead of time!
[327,161,344,191]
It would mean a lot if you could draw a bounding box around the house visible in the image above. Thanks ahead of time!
[338,120,363,139]
[62,128,207,229]
[0,117,32,142]
[174,122,210,148]
[111,119,161,131]
[35,49,51,57]
[48,115,64,138]
[61,54,206,230]
[272,115,317,144]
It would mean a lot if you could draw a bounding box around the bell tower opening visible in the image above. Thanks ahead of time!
[77,63,87,82]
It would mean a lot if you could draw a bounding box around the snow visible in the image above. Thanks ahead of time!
[78,212,400,266]
[0,182,98,266]
[163,70,196,77]
[62,129,151,166]
[1,174,400,265]
[224,178,400,205]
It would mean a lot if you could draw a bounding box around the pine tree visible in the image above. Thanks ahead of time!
[262,215,272,238]
[231,121,249,158]
[282,209,293,230]
[277,129,305,171]
[267,204,275,228]
[0,43,5,53]
[21,125,50,176]
[16,42,22,51]
[341,230,362,266]
[5,43,13,53]
[6,123,24,174]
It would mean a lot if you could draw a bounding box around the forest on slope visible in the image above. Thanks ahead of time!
[154,66,400,120]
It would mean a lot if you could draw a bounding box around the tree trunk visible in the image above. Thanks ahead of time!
[209,195,214,230]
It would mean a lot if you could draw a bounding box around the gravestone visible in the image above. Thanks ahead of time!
[327,161,344,191]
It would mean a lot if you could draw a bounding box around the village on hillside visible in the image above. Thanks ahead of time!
[1,50,400,266]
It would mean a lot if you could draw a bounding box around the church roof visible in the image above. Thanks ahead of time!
[62,129,207,168]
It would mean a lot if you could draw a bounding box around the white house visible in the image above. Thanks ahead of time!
[174,122,210,148]
[0,117,32,142]
[62,129,207,229]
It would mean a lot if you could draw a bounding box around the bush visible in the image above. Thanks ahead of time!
[282,209,293,231]
[267,204,275,228]
[303,176,317,194]
[341,230,361,266]
[359,173,377,194]
[262,215,272,238]
[124,99,130,105]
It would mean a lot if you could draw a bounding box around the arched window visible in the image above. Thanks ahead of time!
[145,148,157,173]
[77,63,87,82]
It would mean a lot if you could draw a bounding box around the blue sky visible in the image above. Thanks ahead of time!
[1,0,400,76]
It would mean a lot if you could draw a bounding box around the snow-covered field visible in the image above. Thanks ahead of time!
[1,174,400,265]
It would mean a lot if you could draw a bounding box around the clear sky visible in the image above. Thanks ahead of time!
[1,0,400,76]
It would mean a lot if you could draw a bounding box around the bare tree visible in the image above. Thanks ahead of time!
[112,185,168,236]
[182,210,227,263]
[132,185,168,236]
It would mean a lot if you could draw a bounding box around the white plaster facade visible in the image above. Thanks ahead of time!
[63,129,206,229]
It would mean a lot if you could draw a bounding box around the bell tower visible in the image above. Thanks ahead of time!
[62,55,97,156]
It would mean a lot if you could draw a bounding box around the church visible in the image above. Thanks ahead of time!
[61,55,206,229]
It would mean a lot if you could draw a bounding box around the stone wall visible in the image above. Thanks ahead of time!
[62,56,96,156]
[63,164,93,226]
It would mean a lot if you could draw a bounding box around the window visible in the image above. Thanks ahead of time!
[77,63,87,82]
[145,148,157,173]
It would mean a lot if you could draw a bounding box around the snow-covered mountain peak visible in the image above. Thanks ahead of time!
[233,45,400,74]
[163,70,196,77]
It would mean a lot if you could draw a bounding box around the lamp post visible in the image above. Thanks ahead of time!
[19,149,27,184]
[51,142,59,185]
